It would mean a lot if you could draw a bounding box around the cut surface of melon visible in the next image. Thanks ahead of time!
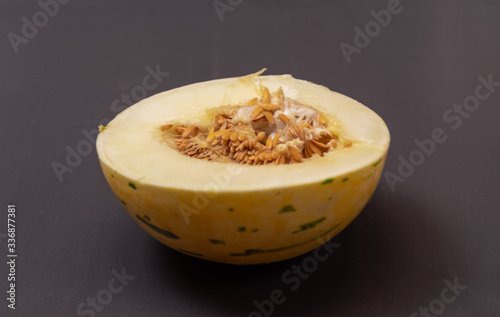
[160,86,352,165]
[96,70,390,264]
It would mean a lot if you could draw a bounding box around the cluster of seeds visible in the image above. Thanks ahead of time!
[160,86,351,165]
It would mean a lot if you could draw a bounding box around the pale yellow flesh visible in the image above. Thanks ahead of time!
[96,72,390,264]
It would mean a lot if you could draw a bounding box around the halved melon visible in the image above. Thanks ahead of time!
[96,70,390,264]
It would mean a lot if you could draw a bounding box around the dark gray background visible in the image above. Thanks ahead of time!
[1,0,499,316]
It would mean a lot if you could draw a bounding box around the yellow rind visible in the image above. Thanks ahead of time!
[99,157,385,264]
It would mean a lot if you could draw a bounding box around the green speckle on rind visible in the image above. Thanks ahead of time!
[209,239,226,245]
[278,205,296,213]
[128,182,137,189]
[120,200,126,205]
[322,178,334,185]
[230,222,342,256]
[342,178,349,182]
[251,229,259,233]
[136,215,179,239]
[229,208,234,212]
[373,158,382,167]
[238,226,246,232]
[293,217,326,234]
[179,249,203,257]
[144,215,150,221]
[233,249,262,256]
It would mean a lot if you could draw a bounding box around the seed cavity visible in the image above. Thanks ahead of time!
[160,86,351,165]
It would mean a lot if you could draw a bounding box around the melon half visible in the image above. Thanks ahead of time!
[96,70,390,265]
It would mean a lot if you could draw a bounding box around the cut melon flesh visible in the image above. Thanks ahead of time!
[97,71,390,264]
